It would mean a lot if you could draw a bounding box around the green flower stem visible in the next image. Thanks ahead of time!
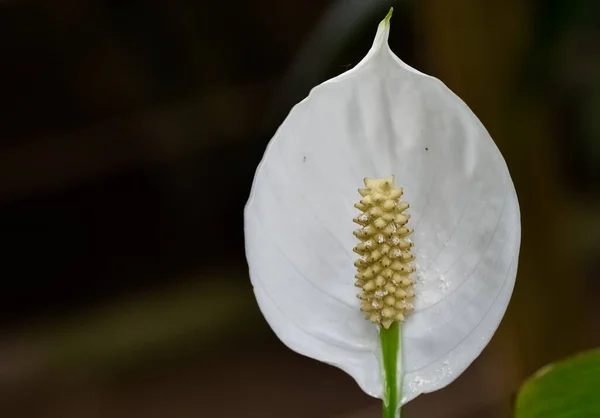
[380,321,402,418]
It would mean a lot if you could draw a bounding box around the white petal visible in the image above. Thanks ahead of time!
[244,16,520,403]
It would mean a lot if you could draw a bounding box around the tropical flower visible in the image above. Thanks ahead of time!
[244,8,520,415]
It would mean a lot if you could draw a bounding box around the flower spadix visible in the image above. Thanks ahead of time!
[244,11,520,406]
[353,176,416,329]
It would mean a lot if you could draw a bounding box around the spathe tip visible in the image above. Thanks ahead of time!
[384,7,394,23]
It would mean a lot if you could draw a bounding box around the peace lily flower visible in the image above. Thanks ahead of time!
[244,8,520,417]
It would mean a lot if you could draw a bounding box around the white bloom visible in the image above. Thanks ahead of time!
[244,13,520,405]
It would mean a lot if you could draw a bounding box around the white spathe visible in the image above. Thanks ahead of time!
[244,16,520,404]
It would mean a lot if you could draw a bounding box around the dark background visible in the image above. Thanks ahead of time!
[0,0,599,417]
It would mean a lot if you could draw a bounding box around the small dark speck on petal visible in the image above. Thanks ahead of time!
[303,156,307,162]
[425,148,428,151]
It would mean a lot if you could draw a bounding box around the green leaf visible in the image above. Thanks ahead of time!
[515,349,600,418]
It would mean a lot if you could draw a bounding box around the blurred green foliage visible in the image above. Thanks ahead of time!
[516,349,600,418]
